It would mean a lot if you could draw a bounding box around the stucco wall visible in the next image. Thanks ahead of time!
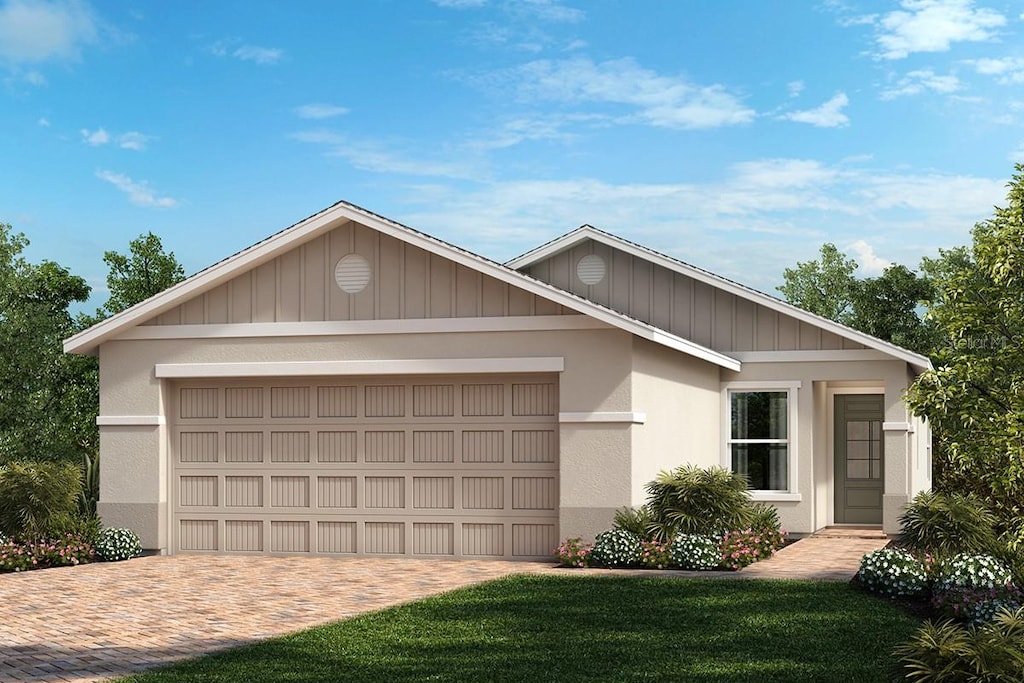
[96,326,635,550]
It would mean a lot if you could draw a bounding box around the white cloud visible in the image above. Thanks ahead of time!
[37,116,49,126]
[870,0,1006,60]
[80,127,109,145]
[964,56,1024,83]
[509,0,584,23]
[23,68,45,84]
[880,69,961,99]
[1010,142,1024,163]
[779,92,850,127]
[509,57,756,129]
[846,239,892,275]
[232,44,282,64]
[0,0,98,63]
[433,0,486,7]
[95,169,178,208]
[564,38,587,51]
[290,130,482,180]
[787,80,805,97]
[294,103,350,119]
[117,131,151,150]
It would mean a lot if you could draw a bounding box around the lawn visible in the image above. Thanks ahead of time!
[118,575,918,683]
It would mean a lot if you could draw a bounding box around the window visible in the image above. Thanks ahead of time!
[723,383,798,492]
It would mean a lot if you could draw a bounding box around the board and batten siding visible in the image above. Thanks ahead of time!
[146,220,576,326]
[520,239,866,354]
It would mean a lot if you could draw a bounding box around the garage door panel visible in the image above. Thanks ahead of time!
[172,375,558,559]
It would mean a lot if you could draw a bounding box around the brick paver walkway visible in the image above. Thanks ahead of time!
[0,529,888,683]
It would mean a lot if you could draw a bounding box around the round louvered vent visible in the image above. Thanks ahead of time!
[334,254,371,293]
[576,254,606,285]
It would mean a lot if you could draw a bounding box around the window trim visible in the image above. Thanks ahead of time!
[721,380,801,497]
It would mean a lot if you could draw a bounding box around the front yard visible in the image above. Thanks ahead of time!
[117,575,918,683]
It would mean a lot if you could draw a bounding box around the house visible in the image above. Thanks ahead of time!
[64,201,931,559]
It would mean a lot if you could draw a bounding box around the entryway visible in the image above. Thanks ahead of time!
[833,394,885,524]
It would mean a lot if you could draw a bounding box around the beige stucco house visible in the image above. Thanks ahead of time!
[64,201,931,560]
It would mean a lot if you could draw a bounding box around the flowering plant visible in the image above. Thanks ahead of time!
[590,529,642,568]
[719,527,787,571]
[639,539,671,569]
[669,534,720,570]
[554,537,593,568]
[0,533,95,573]
[932,583,1023,624]
[935,554,1013,591]
[857,548,929,597]
[95,527,142,562]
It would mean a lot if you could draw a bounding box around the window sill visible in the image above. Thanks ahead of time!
[749,492,803,502]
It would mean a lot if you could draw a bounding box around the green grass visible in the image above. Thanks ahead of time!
[118,575,918,683]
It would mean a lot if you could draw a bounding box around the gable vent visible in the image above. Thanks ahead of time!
[576,254,606,286]
[334,254,372,293]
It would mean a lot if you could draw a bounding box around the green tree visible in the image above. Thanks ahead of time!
[777,243,858,321]
[906,164,1024,542]
[100,231,184,316]
[0,224,94,463]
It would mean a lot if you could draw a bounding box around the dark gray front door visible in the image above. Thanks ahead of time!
[834,394,884,524]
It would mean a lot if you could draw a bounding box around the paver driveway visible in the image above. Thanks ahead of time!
[0,529,887,683]
[0,555,554,683]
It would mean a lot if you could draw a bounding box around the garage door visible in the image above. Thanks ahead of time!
[170,375,559,559]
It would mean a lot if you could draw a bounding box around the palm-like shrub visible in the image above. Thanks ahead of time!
[0,460,82,538]
[899,491,999,558]
[612,505,657,540]
[894,607,1024,682]
[645,465,751,540]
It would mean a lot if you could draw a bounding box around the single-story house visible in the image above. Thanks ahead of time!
[64,201,931,559]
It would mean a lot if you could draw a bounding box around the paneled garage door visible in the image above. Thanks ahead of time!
[170,375,559,559]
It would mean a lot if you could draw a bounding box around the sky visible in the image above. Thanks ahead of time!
[2,0,1023,310]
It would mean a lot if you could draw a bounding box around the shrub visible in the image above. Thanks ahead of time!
[745,502,782,534]
[0,460,83,538]
[553,537,592,568]
[933,584,1024,625]
[899,491,999,558]
[612,505,660,541]
[894,607,1024,682]
[95,527,142,562]
[936,553,1014,592]
[669,533,720,570]
[637,539,671,569]
[78,451,100,519]
[590,529,642,568]
[0,532,94,573]
[857,548,929,597]
[720,528,788,571]
[645,465,751,539]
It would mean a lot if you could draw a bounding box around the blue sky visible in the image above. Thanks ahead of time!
[2,0,1023,309]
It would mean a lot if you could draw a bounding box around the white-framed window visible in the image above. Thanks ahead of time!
[722,381,800,494]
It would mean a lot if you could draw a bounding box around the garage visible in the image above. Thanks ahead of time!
[170,374,559,559]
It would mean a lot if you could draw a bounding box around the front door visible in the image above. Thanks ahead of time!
[834,394,884,524]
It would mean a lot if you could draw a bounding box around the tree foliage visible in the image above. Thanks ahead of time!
[100,232,184,316]
[905,165,1024,537]
[777,243,937,356]
[0,224,95,462]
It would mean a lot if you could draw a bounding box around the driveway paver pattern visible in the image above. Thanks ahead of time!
[0,528,889,683]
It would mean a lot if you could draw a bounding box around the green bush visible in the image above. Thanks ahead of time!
[894,607,1024,682]
[745,502,782,534]
[669,533,720,570]
[638,540,671,569]
[78,451,99,519]
[645,465,752,539]
[612,505,661,541]
[0,460,83,538]
[95,527,143,562]
[899,491,999,558]
[937,553,1014,592]
[857,548,929,598]
[590,529,642,568]
[720,528,787,570]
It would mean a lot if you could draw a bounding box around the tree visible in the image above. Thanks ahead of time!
[0,224,95,463]
[905,164,1024,542]
[777,243,858,321]
[100,232,185,316]
[777,243,937,356]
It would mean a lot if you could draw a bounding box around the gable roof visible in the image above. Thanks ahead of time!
[506,225,932,373]
[63,202,741,371]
